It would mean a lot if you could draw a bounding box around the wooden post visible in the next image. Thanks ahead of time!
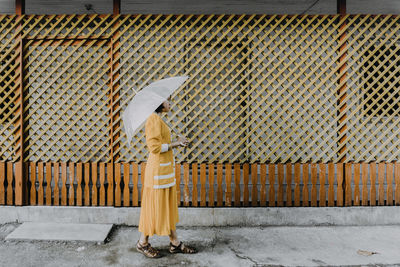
[109,0,120,162]
[110,0,121,205]
[337,0,347,206]
[14,0,27,206]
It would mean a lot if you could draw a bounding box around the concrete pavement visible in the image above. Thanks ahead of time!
[1,223,400,266]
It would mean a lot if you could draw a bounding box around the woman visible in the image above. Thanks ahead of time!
[136,97,197,258]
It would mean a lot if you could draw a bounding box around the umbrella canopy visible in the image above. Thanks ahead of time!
[123,76,189,145]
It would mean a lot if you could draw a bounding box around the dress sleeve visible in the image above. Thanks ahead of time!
[145,115,162,154]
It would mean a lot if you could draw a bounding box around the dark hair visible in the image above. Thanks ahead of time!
[155,103,164,113]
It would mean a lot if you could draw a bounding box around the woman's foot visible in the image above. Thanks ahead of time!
[136,241,162,258]
[169,241,197,254]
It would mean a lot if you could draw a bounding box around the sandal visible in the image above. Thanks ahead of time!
[136,241,162,258]
[169,241,197,254]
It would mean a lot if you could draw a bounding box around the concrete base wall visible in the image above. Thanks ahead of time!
[1,206,400,226]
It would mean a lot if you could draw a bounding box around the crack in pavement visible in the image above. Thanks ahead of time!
[229,246,260,266]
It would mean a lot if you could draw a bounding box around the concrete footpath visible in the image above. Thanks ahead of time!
[1,223,400,266]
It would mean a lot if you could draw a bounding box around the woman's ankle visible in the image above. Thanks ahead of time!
[138,239,148,246]
[170,239,180,246]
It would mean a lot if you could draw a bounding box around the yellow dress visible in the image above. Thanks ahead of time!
[138,113,179,236]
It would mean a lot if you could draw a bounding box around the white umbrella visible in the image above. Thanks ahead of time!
[122,76,189,145]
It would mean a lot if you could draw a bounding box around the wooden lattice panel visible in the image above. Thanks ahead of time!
[24,40,111,162]
[0,15,19,161]
[2,14,400,163]
[345,16,400,162]
[23,15,117,39]
[115,15,344,163]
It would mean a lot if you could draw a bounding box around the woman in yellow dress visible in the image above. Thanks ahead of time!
[136,97,197,258]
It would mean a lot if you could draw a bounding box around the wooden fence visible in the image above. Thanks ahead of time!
[1,14,400,206]
[1,161,399,207]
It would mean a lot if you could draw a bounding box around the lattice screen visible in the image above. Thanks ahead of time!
[1,14,400,163]
[346,15,400,162]
[25,41,110,162]
[0,15,18,162]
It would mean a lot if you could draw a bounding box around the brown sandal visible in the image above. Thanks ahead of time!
[169,241,197,254]
[136,241,162,258]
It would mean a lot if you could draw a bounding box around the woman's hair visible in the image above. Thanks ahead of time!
[155,103,164,113]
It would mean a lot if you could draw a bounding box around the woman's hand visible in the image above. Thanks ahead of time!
[177,136,189,147]
[171,136,189,149]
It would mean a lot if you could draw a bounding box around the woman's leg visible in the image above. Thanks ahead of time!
[169,229,180,246]
[169,229,197,254]
[139,232,149,245]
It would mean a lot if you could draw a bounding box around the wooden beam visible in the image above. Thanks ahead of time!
[14,0,26,205]
[337,0,346,14]
[15,0,25,15]
[337,0,347,207]
[110,0,120,164]
[337,0,347,162]
[113,0,121,15]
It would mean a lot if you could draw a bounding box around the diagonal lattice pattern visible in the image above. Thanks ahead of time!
[1,15,400,163]
[0,15,19,162]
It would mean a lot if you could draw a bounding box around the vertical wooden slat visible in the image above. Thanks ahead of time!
[30,162,36,205]
[337,163,344,206]
[361,162,369,206]
[286,163,292,207]
[208,163,214,207]
[260,164,267,206]
[294,163,301,207]
[345,163,352,206]
[123,163,130,207]
[114,163,121,207]
[99,162,106,206]
[192,163,198,207]
[378,162,385,205]
[225,163,232,207]
[76,162,82,206]
[386,163,394,206]
[15,162,25,206]
[302,163,309,207]
[91,162,98,206]
[217,163,223,207]
[132,163,139,206]
[353,163,360,206]
[328,162,335,207]
[234,163,241,207]
[54,163,60,206]
[243,163,249,206]
[107,162,114,206]
[370,162,377,206]
[45,162,52,205]
[36,162,44,205]
[84,163,90,206]
[277,163,284,207]
[0,162,5,205]
[251,163,258,206]
[319,163,326,207]
[395,163,400,205]
[183,163,190,206]
[175,163,181,206]
[268,164,275,207]
[310,163,317,207]
[7,162,14,205]
[61,162,67,205]
[200,163,207,207]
